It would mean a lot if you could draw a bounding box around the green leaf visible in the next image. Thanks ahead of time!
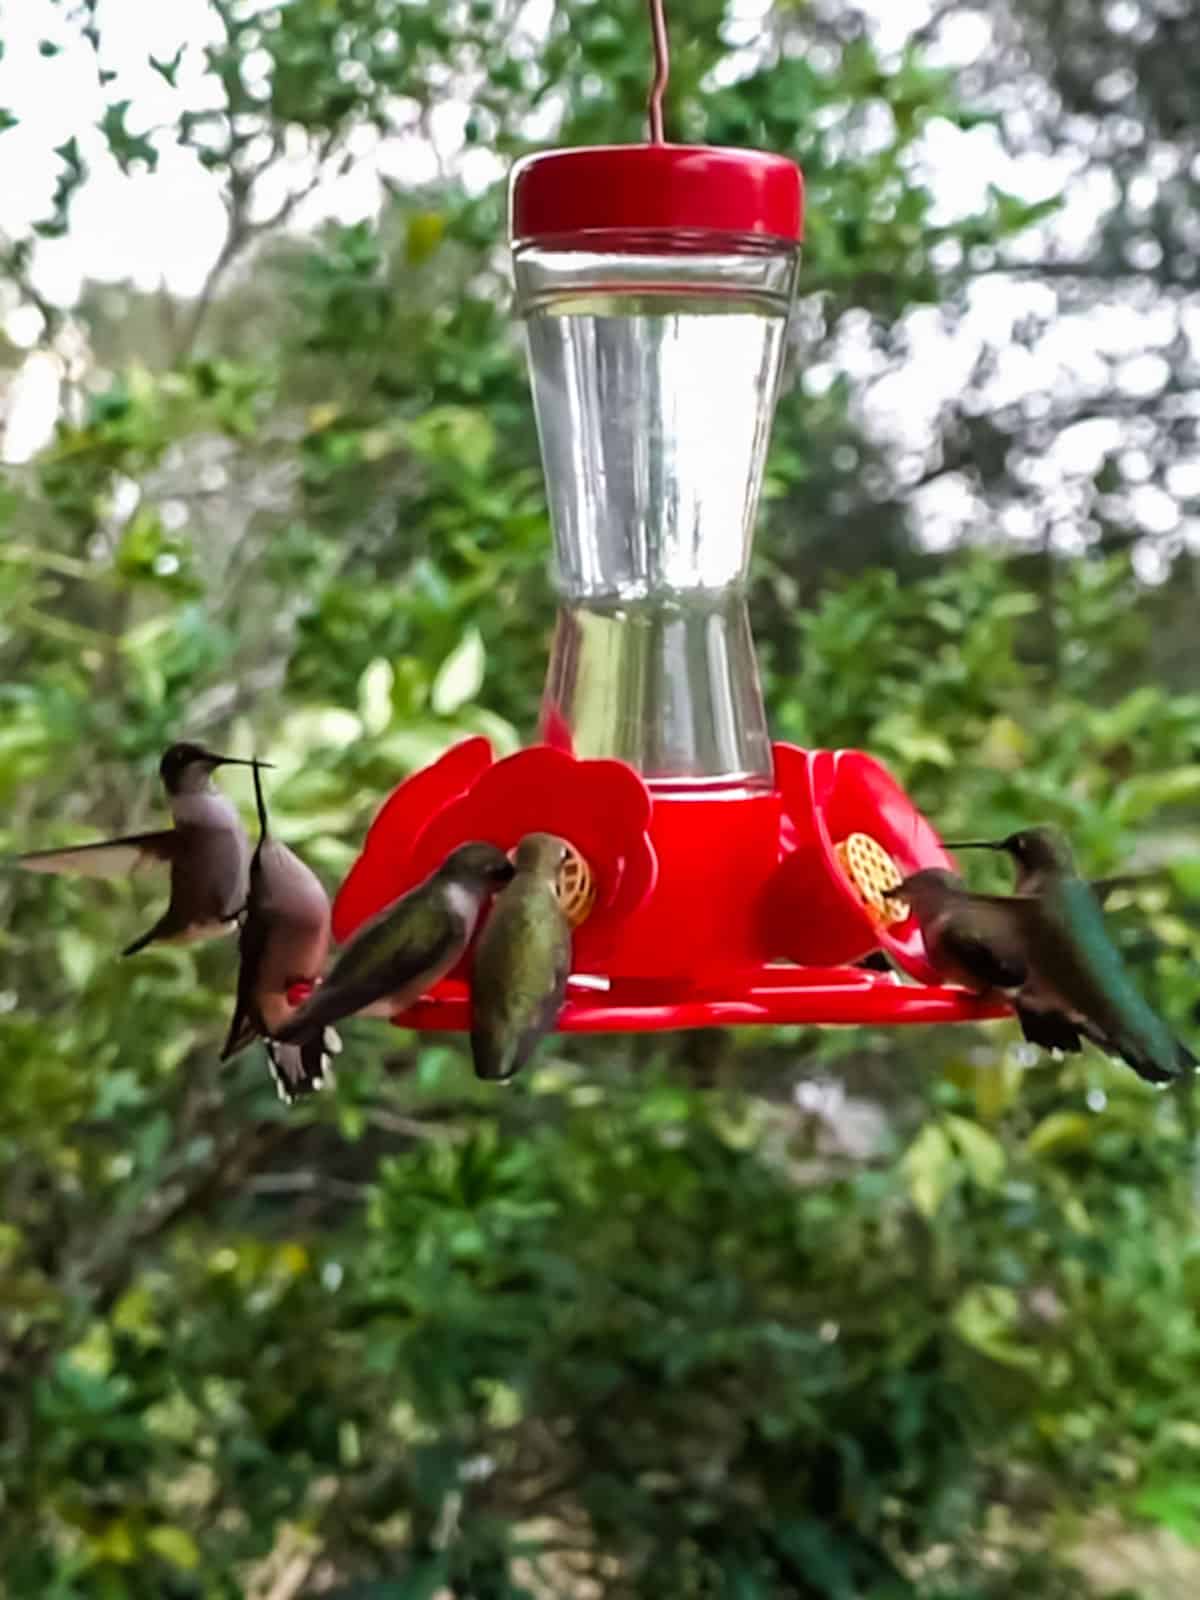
[873,711,955,769]
[902,1122,956,1219]
[145,1525,200,1570]
[149,46,185,87]
[945,1114,1006,1189]
[358,658,395,736]
[951,1285,1038,1368]
[406,211,446,264]
[58,929,98,990]
[431,627,485,715]
[1112,765,1200,824]
[85,1520,137,1565]
[1026,1111,1097,1158]
[1134,1477,1200,1544]
[53,135,83,170]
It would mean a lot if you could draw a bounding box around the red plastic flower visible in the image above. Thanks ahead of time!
[766,743,956,983]
[332,737,657,971]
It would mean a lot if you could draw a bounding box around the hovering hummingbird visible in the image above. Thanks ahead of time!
[220,760,339,1104]
[273,840,515,1053]
[17,741,255,957]
[470,832,572,1083]
[892,853,1196,1084]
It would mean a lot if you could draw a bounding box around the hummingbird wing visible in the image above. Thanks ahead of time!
[470,881,571,1081]
[119,823,249,957]
[16,830,177,879]
[220,888,271,1063]
[1091,873,1149,904]
[273,889,464,1041]
[933,897,1030,994]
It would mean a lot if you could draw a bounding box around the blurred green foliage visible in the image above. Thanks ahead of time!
[1,1,1199,1596]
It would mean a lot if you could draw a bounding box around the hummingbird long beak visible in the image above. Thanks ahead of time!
[211,753,275,769]
[942,840,1003,851]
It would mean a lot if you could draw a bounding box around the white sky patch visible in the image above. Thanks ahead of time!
[1,350,61,462]
[0,0,1192,558]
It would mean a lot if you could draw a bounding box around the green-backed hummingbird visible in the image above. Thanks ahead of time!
[273,840,514,1052]
[470,832,572,1083]
[894,848,1196,1084]
[220,759,340,1104]
[17,741,257,957]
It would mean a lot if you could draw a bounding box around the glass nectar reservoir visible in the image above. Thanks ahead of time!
[510,145,802,790]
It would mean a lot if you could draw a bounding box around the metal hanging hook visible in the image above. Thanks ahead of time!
[647,0,669,144]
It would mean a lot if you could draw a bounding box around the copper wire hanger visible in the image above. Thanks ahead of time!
[647,0,670,143]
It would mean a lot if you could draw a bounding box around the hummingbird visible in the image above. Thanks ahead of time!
[891,853,1196,1084]
[17,741,256,957]
[220,760,339,1104]
[273,840,515,1053]
[470,832,572,1083]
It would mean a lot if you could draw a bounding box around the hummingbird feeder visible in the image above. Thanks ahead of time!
[326,0,1009,1036]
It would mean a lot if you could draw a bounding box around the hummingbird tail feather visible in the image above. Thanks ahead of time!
[1105,1032,1192,1086]
[121,922,162,957]
[263,1031,338,1104]
[470,1028,516,1082]
[219,1010,258,1063]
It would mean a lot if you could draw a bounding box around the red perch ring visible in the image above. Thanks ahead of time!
[314,738,1011,1034]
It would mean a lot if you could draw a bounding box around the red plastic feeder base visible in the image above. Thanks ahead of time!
[321,738,1017,1035]
[389,970,1010,1033]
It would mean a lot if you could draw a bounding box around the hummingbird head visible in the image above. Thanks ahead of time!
[998,825,1076,877]
[944,823,1076,879]
[512,832,572,881]
[885,868,968,916]
[441,841,517,891]
[159,741,258,795]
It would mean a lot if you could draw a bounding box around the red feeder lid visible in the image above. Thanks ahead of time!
[510,144,804,244]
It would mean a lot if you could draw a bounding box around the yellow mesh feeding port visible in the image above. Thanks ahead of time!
[834,832,908,925]
[555,843,596,929]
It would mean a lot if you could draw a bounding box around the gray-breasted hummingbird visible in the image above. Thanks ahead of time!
[893,847,1196,1084]
[17,741,256,957]
[470,832,572,1083]
[220,759,339,1104]
[273,840,515,1052]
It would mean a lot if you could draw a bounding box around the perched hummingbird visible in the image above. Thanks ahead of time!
[220,760,339,1104]
[470,832,572,1083]
[273,840,515,1052]
[17,741,255,957]
[892,853,1196,1084]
